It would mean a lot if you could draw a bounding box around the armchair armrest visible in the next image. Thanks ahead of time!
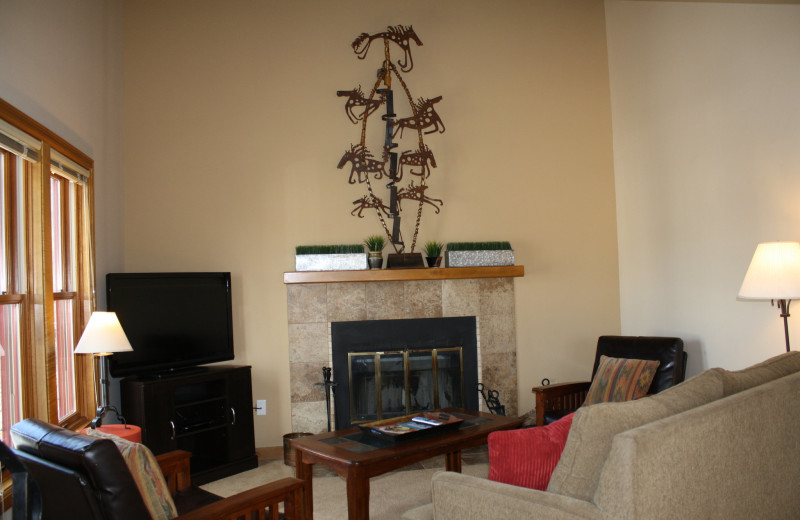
[531,381,590,426]
[156,450,193,493]
[174,477,305,520]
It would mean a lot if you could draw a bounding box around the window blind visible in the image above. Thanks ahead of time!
[0,118,40,162]
[51,149,90,184]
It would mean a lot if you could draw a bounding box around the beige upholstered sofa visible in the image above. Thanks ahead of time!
[404,351,800,519]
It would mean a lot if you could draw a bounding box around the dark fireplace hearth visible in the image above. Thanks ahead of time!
[331,317,479,430]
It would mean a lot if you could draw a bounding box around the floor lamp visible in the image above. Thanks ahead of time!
[738,241,800,352]
[74,312,133,427]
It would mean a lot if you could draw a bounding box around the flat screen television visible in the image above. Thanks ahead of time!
[106,272,235,377]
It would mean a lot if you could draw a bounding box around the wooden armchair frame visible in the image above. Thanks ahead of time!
[531,382,590,427]
[156,450,304,520]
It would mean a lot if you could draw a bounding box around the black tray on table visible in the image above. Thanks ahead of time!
[358,411,464,442]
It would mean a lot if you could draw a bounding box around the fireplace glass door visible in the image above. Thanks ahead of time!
[348,347,463,424]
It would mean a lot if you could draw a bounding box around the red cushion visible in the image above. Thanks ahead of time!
[488,413,575,490]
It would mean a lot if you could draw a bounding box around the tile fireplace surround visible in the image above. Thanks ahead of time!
[284,266,524,433]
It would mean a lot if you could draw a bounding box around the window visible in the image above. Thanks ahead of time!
[0,146,30,446]
[0,98,96,446]
[50,161,94,423]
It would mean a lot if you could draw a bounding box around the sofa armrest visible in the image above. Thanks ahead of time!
[531,382,591,426]
[156,450,193,493]
[174,477,305,520]
[431,472,603,520]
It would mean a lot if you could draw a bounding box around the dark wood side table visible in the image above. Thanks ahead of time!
[290,408,523,520]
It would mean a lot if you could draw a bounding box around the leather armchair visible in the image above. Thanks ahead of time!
[0,438,42,520]
[9,419,303,520]
[531,335,686,426]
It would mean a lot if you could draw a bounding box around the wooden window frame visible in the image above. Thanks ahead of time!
[0,97,97,432]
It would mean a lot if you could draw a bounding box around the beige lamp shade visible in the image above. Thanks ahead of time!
[738,242,800,300]
[74,311,133,356]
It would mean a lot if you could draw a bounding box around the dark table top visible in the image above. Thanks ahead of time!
[290,408,523,468]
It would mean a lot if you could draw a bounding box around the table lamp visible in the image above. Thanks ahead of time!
[738,241,800,352]
[74,311,133,427]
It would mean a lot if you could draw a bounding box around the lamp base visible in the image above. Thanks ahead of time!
[90,405,127,429]
[775,299,791,352]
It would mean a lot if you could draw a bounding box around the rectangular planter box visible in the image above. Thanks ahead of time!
[445,250,514,268]
[295,253,367,271]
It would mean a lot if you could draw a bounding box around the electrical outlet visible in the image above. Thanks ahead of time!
[256,399,266,416]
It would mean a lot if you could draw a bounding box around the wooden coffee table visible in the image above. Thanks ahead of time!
[290,408,523,520]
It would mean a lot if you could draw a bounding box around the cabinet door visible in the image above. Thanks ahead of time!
[121,380,176,454]
[148,386,178,454]
[226,367,256,461]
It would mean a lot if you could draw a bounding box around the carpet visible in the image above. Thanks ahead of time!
[200,450,489,520]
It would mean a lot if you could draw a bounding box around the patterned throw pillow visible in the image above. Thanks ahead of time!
[583,355,660,406]
[85,428,178,520]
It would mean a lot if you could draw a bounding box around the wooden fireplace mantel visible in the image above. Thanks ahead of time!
[283,265,524,284]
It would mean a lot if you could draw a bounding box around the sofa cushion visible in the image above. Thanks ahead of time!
[401,503,434,520]
[721,350,800,396]
[86,428,178,520]
[547,366,725,502]
[488,413,575,490]
[584,356,660,406]
[430,472,606,520]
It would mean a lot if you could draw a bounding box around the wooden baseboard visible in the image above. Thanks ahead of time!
[256,446,284,460]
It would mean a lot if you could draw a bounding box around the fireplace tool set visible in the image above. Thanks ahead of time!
[316,366,338,432]
[477,383,506,415]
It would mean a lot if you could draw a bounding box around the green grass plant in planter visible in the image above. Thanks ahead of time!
[423,241,444,267]
[445,241,512,251]
[295,244,364,255]
[364,235,386,269]
[295,244,367,271]
[445,241,514,267]
[363,235,386,252]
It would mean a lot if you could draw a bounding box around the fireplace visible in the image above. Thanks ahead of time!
[331,317,479,429]
[284,272,522,434]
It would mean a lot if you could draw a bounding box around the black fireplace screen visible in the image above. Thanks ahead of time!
[332,317,478,430]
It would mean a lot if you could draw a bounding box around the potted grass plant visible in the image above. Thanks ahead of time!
[423,240,444,267]
[445,241,514,267]
[295,244,367,271]
[364,234,386,269]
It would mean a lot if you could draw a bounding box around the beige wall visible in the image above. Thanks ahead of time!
[607,1,800,373]
[123,0,620,446]
[0,0,125,285]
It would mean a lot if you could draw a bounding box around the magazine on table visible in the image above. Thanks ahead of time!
[361,412,463,439]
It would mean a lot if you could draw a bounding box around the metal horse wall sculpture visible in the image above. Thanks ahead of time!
[337,144,388,184]
[337,25,444,254]
[351,25,423,73]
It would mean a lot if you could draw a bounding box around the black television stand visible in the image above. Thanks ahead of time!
[121,365,257,485]
[142,365,209,380]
